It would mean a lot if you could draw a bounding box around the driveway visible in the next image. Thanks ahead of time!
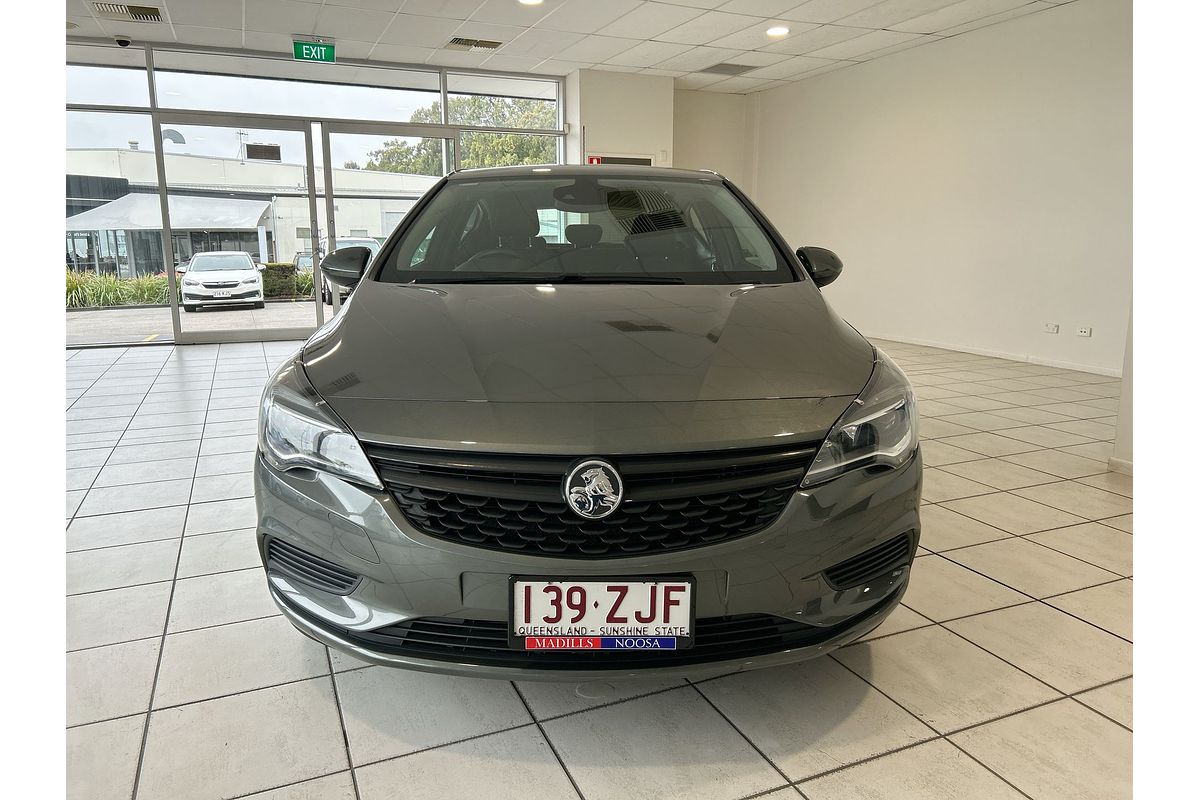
[66,300,328,345]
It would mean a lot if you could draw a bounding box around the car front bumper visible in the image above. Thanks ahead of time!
[182,286,263,305]
[254,451,922,680]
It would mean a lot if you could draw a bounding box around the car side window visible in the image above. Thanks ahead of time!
[409,228,435,267]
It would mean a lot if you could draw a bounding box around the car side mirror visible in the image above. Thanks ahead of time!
[797,246,843,288]
[256,263,266,271]
[175,266,186,275]
[320,246,371,288]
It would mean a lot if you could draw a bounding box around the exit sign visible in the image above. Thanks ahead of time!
[293,41,335,63]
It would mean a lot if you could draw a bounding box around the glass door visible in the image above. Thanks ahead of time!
[320,122,454,314]
[156,112,323,343]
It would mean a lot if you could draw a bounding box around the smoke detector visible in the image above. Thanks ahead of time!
[445,37,503,52]
[92,3,163,23]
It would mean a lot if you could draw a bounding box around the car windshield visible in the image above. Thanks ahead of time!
[296,255,313,269]
[376,175,794,285]
[189,252,255,272]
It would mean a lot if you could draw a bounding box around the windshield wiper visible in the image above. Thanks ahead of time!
[408,273,687,285]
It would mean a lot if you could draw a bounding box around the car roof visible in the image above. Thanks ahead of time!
[446,164,724,182]
[193,250,251,257]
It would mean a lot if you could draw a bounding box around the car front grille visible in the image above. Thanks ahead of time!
[283,596,896,670]
[363,441,821,558]
[201,280,240,288]
[823,533,915,590]
[266,537,361,594]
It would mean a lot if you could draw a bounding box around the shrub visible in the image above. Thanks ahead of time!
[295,270,314,297]
[262,263,298,299]
[66,270,167,308]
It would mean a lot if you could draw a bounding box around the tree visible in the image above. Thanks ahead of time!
[342,160,361,169]
[364,95,557,175]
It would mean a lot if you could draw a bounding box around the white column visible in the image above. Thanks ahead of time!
[1110,307,1132,474]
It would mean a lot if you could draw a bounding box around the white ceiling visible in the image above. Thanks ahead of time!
[67,0,1077,93]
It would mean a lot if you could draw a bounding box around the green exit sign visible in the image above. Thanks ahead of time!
[293,41,335,63]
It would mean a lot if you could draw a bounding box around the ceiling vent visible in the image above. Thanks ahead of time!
[92,3,163,23]
[699,63,756,76]
[445,37,503,52]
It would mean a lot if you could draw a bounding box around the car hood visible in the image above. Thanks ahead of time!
[303,279,872,403]
[184,269,257,282]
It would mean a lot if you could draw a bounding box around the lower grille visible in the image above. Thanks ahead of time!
[365,441,820,558]
[266,537,361,595]
[287,597,898,670]
[823,533,915,590]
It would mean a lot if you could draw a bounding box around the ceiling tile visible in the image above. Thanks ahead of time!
[163,0,244,28]
[425,48,492,67]
[499,27,587,58]
[66,15,112,38]
[640,67,689,77]
[478,53,548,72]
[536,0,645,35]
[743,53,835,78]
[244,1,324,35]
[858,32,941,60]
[367,43,440,64]
[778,0,886,24]
[656,10,765,45]
[705,75,773,92]
[653,46,744,71]
[171,25,245,48]
[242,31,300,54]
[377,14,465,47]
[591,63,645,73]
[936,0,1053,37]
[397,0,484,18]
[468,0,568,26]
[313,5,396,41]
[759,23,866,54]
[717,0,802,15]
[891,0,1033,34]
[675,72,727,89]
[605,39,695,67]
[835,0,963,28]
[806,28,923,60]
[722,50,791,66]
[708,19,819,49]
[530,59,593,75]
[597,3,707,39]
[656,0,727,8]
[327,0,412,11]
[790,60,850,80]
[553,35,644,63]
[334,39,378,59]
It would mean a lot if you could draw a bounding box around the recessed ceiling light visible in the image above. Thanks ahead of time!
[518,0,545,6]
[766,26,790,37]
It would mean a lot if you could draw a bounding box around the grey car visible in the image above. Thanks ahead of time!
[255,165,921,680]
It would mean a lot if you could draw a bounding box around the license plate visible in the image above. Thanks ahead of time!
[213,291,231,298]
[509,577,695,650]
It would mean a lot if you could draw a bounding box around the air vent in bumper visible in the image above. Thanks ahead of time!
[266,537,361,595]
[823,533,915,590]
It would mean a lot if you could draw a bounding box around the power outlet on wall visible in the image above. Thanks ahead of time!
[1077,326,1092,337]
[1043,323,1060,334]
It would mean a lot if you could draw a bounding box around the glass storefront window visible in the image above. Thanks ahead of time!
[446,73,558,130]
[458,131,558,169]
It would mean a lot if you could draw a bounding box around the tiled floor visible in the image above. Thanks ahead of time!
[65,339,1132,800]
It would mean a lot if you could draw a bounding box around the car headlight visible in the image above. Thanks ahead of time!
[182,278,199,286]
[259,359,381,488]
[801,349,919,487]
[241,276,260,284]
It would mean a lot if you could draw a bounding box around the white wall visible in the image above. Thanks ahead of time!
[673,90,755,189]
[567,70,675,166]
[749,0,1131,374]
[1111,306,1132,472]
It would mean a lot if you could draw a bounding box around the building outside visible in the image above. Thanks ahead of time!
[65,146,440,276]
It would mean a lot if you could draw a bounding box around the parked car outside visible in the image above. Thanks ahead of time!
[256,165,921,679]
[178,251,265,311]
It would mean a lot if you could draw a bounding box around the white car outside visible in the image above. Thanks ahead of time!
[179,251,266,311]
